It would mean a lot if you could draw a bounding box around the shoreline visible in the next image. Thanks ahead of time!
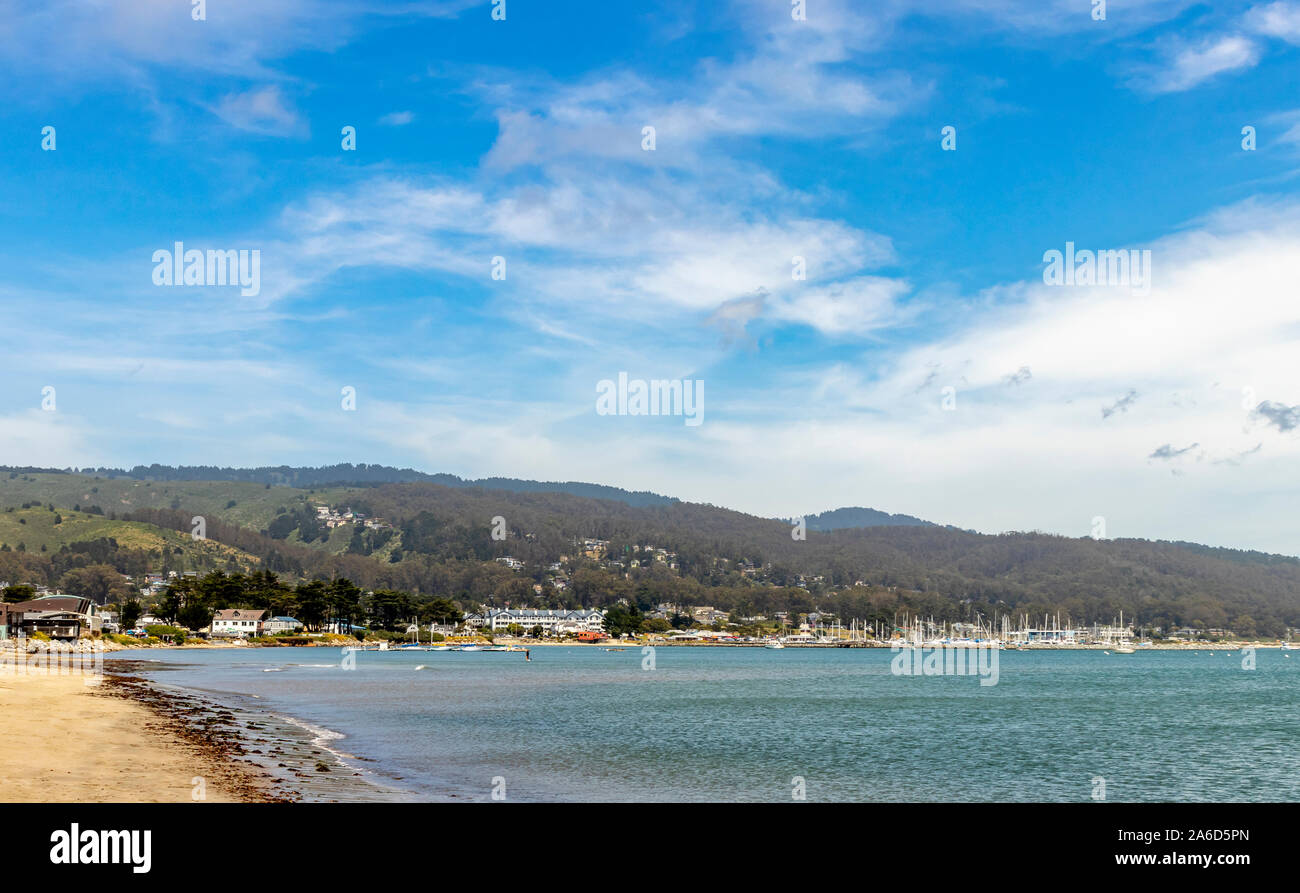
[2,642,1281,804]
[0,662,280,803]
[105,658,415,803]
[30,632,1269,654]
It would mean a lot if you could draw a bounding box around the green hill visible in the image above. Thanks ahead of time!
[1,468,1297,638]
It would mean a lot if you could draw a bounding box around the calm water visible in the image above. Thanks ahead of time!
[107,646,1300,802]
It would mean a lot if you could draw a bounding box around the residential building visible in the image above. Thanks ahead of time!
[262,616,303,635]
[465,608,606,635]
[2,595,101,640]
[211,608,266,637]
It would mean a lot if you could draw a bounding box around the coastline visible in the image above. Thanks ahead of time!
[46,633,1269,653]
[0,663,279,803]
[104,658,415,802]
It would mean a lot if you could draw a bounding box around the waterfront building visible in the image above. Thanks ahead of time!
[211,608,266,638]
[465,608,606,635]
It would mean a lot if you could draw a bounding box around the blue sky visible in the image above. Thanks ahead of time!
[2,0,1300,553]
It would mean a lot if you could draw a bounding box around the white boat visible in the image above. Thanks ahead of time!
[763,641,785,649]
[458,645,483,652]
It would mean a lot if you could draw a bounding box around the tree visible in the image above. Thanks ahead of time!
[2,584,36,603]
[296,581,328,631]
[179,602,213,632]
[61,565,131,604]
[121,599,143,630]
[327,578,363,632]
[420,596,463,627]
[369,589,415,630]
[159,579,196,624]
[603,604,643,637]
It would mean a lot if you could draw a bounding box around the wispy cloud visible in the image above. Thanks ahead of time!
[1002,366,1032,387]
[1102,389,1139,419]
[1133,34,1260,93]
[1245,1,1300,43]
[1253,399,1300,431]
[209,85,307,137]
[1149,442,1200,460]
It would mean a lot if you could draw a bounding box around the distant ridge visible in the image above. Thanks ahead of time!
[803,506,933,531]
[3,465,934,522]
[0,464,679,509]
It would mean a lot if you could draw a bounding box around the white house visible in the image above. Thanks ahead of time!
[466,608,606,635]
[211,608,266,637]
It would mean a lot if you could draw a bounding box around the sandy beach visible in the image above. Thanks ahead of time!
[0,665,275,803]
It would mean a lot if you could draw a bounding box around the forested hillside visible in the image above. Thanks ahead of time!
[0,469,1296,636]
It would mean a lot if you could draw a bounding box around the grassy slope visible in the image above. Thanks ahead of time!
[0,473,356,535]
[0,506,262,569]
[0,473,390,566]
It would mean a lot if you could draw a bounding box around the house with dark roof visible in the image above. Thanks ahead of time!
[2,595,101,640]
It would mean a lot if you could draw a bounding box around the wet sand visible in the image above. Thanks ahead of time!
[107,660,412,802]
[0,664,277,803]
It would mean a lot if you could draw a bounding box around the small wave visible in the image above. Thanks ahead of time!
[280,715,348,753]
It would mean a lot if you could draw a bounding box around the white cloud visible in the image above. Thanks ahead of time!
[1136,34,1261,93]
[480,1,922,172]
[209,85,306,137]
[769,276,914,337]
[1245,1,1300,43]
[0,0,477,87]
[379,110,415,126]
[271,173,903,337]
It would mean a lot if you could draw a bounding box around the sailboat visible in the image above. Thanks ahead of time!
[400,625,429,650]
[1112,612,1135,653]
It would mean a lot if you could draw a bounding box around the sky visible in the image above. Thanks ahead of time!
[1,0,1299,554]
